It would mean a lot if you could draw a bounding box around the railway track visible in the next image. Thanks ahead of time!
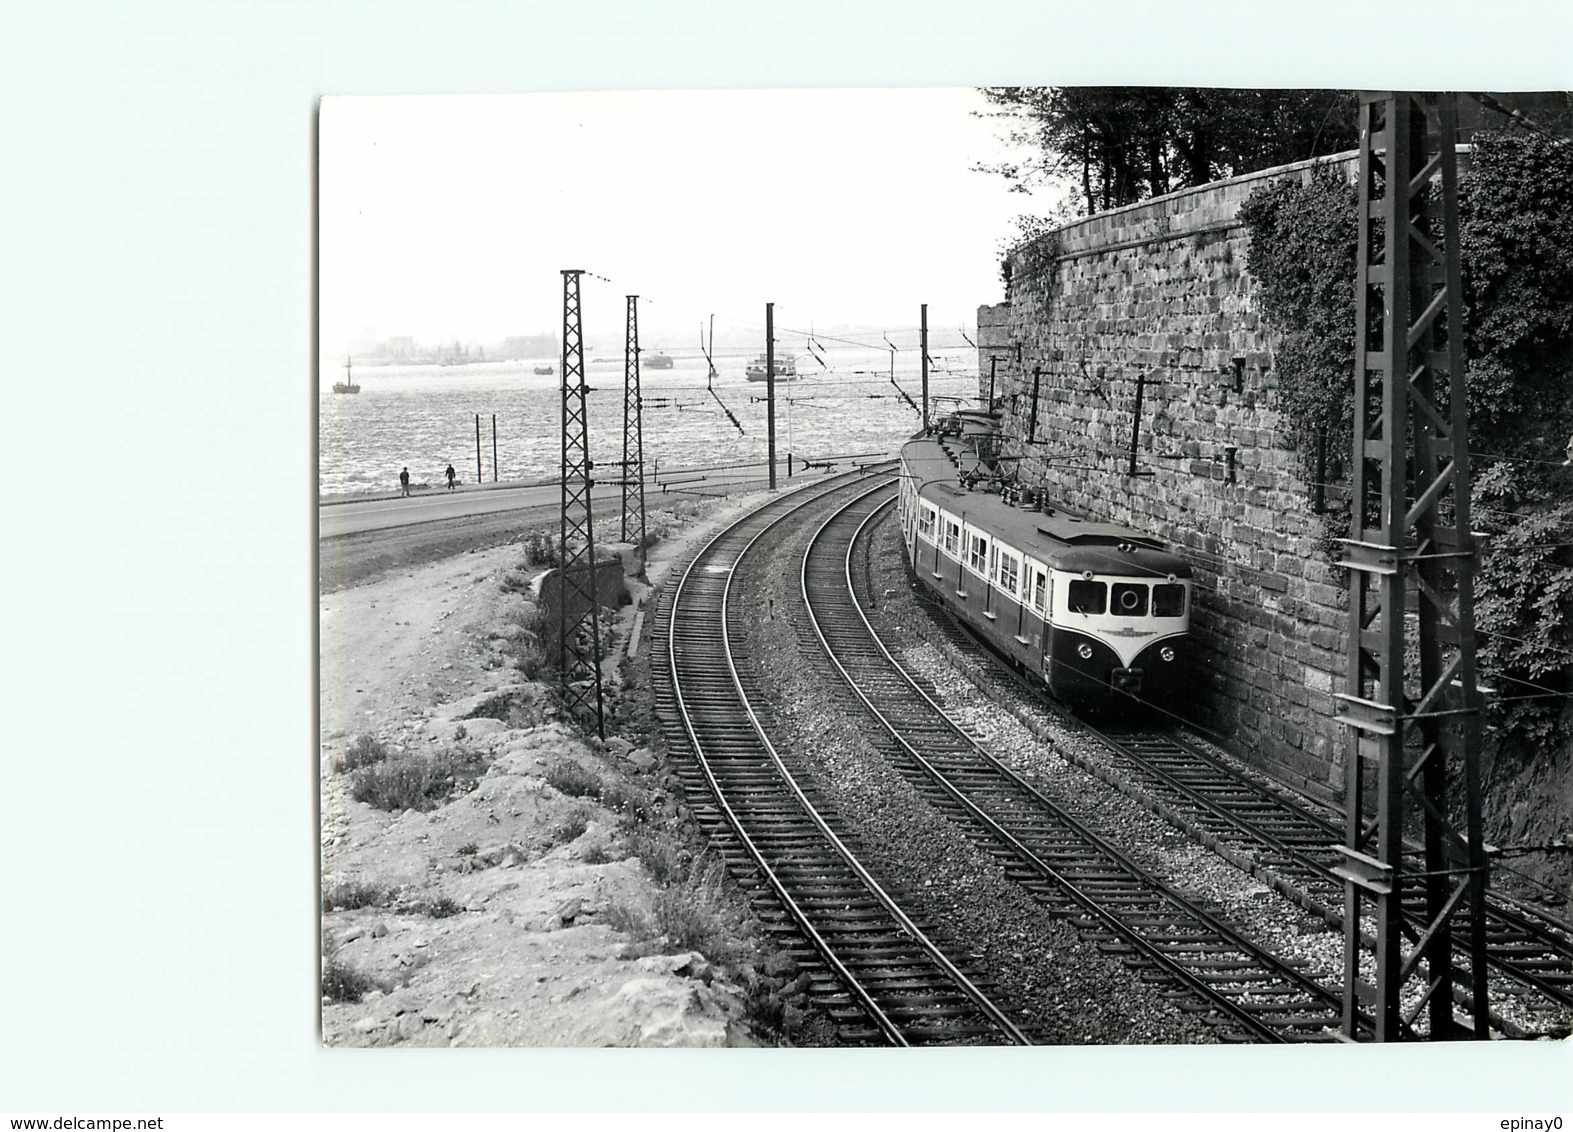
[802,485,1358,1042]
[863,502,1573,1038]
[651,469,1031,1046]
[1081,724,1573,1031]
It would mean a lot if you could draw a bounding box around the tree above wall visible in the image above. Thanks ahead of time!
[979,88,1573,224]
[978,87,1359,217]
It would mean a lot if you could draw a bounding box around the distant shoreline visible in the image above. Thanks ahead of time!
[318,476,558,507]
[318,450,893,508]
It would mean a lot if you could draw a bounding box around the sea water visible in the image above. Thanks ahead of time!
[318,344,980,497]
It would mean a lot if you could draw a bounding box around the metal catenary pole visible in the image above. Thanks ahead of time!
[557,269,606,738]
[766,301,776,490]
[492,414,498,482]
[474,414,482,484]
[621,294,647,574]
[1332,92,1487,1042]
[920,303,930,433]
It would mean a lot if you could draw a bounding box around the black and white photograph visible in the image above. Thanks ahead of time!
[317,87,1573,1049]
[10,0,1573,1119]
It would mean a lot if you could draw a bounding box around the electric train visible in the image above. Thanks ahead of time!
[898,410,1194,710]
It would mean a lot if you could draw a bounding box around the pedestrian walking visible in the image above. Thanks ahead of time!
[399,467,411,496]
[445,463,457,490]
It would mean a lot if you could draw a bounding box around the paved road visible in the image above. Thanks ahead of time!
[320,455,893,539]
[319,482,621,538]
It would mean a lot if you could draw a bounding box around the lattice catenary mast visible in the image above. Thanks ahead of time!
[1332,92,1488,1041]
[557,269,606,738]
[621,294,647,573]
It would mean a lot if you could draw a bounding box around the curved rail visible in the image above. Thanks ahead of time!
[1083,723,1573,1029]
[884,507,1573,1036]
[801,488,1356,1042]
[662,471,1030,1046]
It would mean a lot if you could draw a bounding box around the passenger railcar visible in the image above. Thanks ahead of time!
[898,411,1193,710]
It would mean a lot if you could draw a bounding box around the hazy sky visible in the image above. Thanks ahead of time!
[319,88,1051,356]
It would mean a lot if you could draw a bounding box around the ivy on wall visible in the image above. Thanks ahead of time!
[1459,134,1573,750]
[1241,131,1573,748]
[1236,167,1359,554]
[1005,225,1063,293]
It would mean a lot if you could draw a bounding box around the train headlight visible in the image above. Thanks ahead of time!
[1160,646,1176,662]
[1082,570,1095,581]
[1077,643,1094,660]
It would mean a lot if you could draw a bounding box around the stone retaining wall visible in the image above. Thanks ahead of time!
[981,152,1359,799]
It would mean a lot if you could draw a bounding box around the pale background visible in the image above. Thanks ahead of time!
[4,0,1571,1113]
[319,88,1044,361]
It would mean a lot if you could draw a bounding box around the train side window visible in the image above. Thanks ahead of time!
[942,519,960,556]
[1153,583,1186,617]
[968,534,989,574]
[918,505,937,539]
[1031,571,1048,614]
[1067,579,1106,615]
[997,551,1020,596]
[1111,583,1148,617]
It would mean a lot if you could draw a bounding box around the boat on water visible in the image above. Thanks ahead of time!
[533,364,554,375]
[745,353,797,382]
[333,358,361,394]
[644,352,673,369]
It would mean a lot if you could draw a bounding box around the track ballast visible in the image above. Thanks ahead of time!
[802,486,1355,1042]
[653,469,1031,1046]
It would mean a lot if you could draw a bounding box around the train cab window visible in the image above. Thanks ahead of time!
[996,551,1020,596]
[942,519,961,556]
[1067,579,1107,615]
[968,534,989,574]
[1153,583,1186,617]
[1111,583,1149,617]
[918,505,937,539]
[1030,571,1048,614]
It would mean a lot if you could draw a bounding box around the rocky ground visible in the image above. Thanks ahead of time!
[318,494,822,1047]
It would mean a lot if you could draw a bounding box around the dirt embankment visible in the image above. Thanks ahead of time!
[318,497,818,1047]
[319,504,561,595]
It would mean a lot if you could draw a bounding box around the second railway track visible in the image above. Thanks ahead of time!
[855,495,1573,1038]
[653,468,1031,1046]
[652,470,1569,1043]
[801,484,1357,1042]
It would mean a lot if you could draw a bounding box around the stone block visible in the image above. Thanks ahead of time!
[1308,626,1341,652]
[1257,571,1289,594]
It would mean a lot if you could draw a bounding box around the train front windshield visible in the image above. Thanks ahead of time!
[1057,575,1189,623]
